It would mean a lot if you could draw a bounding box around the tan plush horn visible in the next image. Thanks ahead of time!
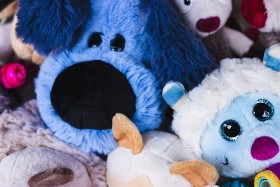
[112,113,143,155]
[170,160,219,187]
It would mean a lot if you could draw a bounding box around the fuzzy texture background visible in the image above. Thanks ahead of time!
[0,100,107,186]
[16,0,91,55]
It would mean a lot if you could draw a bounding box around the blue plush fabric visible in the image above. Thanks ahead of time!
[140,0,217,90]
[16,0,90,55]
[20,0,216,155]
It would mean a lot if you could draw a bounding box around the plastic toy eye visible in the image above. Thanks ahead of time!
[110,34,125,52]
[184,0,191,5]
[220,120,242,142]
[88,32,102,48]
[174,0,192,13]
[253,99,274,121]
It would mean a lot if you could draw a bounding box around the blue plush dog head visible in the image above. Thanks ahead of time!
[17,0,216,155]
[163,44,280,178]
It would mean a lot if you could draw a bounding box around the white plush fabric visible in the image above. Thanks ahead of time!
[0,100,107,187]
[172,58,280,157]
[107,131,197,187]
[261,0,280,32]
[173,0,232,37]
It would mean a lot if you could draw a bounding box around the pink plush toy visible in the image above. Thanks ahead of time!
[0,62,27,89]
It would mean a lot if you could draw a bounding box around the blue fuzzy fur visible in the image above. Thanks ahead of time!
[140,0,217,90]
[16,0,90,55]
[25,0,216,155]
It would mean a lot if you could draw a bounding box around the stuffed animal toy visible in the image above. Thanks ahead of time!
[0,98,107,187]
[232,0,280,56]
[173,0,254,62]
[16,0,217,155]
[163,44,280,180]
[0,0,44,65]
[107,113,219,187]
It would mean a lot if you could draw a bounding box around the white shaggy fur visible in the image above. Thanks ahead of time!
[261,0,280,32]
[171,57,280,157]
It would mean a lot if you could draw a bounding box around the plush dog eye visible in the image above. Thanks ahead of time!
[184,0,191,5]
[88,32,102,48]
[174,0,192,13]
[220,120,242,141]
[110,34,125,52]
[253,99,274,121]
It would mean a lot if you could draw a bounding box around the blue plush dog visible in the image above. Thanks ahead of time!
[16,0,216,155]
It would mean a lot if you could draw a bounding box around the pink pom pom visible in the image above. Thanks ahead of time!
[0,62,27,89]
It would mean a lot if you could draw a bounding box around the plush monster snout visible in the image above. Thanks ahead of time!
[51,60,136,130]
[251,136,279,161]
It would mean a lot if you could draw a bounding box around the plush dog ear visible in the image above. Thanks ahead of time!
[140,0,217,90]
[16,0,90,55]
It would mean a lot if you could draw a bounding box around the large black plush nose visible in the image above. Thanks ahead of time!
[51,61,136,130]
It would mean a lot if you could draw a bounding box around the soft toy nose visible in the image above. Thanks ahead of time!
[251,136,279,161]
[196,17,220,33]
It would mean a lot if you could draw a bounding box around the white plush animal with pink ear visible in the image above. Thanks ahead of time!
[173,0,254,61]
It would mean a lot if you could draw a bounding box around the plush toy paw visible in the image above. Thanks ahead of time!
[170,160,219,187]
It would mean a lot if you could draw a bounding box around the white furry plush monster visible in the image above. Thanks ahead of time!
[173,0,254,61]
[107,114,219,187]
[163,44,280,179]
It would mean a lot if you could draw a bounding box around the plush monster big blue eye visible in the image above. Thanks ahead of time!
[220,120,242,141]
[184,0,191,5]
[253,99,274,121]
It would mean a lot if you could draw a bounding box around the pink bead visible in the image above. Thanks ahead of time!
[0,62,27,89]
